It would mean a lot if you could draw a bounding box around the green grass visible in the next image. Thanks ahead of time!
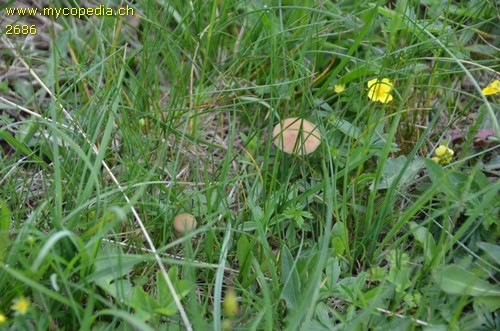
[1,0,499,330]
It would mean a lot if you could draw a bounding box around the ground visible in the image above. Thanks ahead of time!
[0,1,499,330]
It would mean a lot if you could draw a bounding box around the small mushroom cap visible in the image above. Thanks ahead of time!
[272,117,321,155]
[173,213,197,235]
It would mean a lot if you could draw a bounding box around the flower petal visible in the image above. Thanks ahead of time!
[380,93,393,103]
[482,80,500,96]
[380,78,394,91]
[367,79,378,89]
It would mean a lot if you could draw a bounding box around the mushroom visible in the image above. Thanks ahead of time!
[173,213,197,235]
[272,117,321,155]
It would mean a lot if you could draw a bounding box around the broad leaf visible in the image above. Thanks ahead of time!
[433,265,500,297]
[156,268,193,316]
[476,242,500,265]
[86,246,145,305]
[377,156,425,190]
[131,286,160,321]
[386,251,412,292]
[473,296,500,312]
[280,245,301,310]
[86,247,145,283]
[409,222,437,264]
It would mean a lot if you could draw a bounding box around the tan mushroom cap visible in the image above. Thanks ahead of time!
[272,117,321,155]
[173,213,197,235]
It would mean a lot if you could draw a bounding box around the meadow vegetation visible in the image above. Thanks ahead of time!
[0,0,499,330]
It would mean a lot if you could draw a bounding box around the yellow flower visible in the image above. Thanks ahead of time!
[432,145,454,164]
[334,84,345,94]
[482,80,500,96]
[0,313,6,325]
[367,78,394,103]
[11,296,30,315]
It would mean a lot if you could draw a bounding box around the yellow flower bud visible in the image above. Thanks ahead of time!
[432,145,454,164]
[222,319,233,330]
[434,145,448,157]
[223,288,238,318]
[334,84,345,94]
